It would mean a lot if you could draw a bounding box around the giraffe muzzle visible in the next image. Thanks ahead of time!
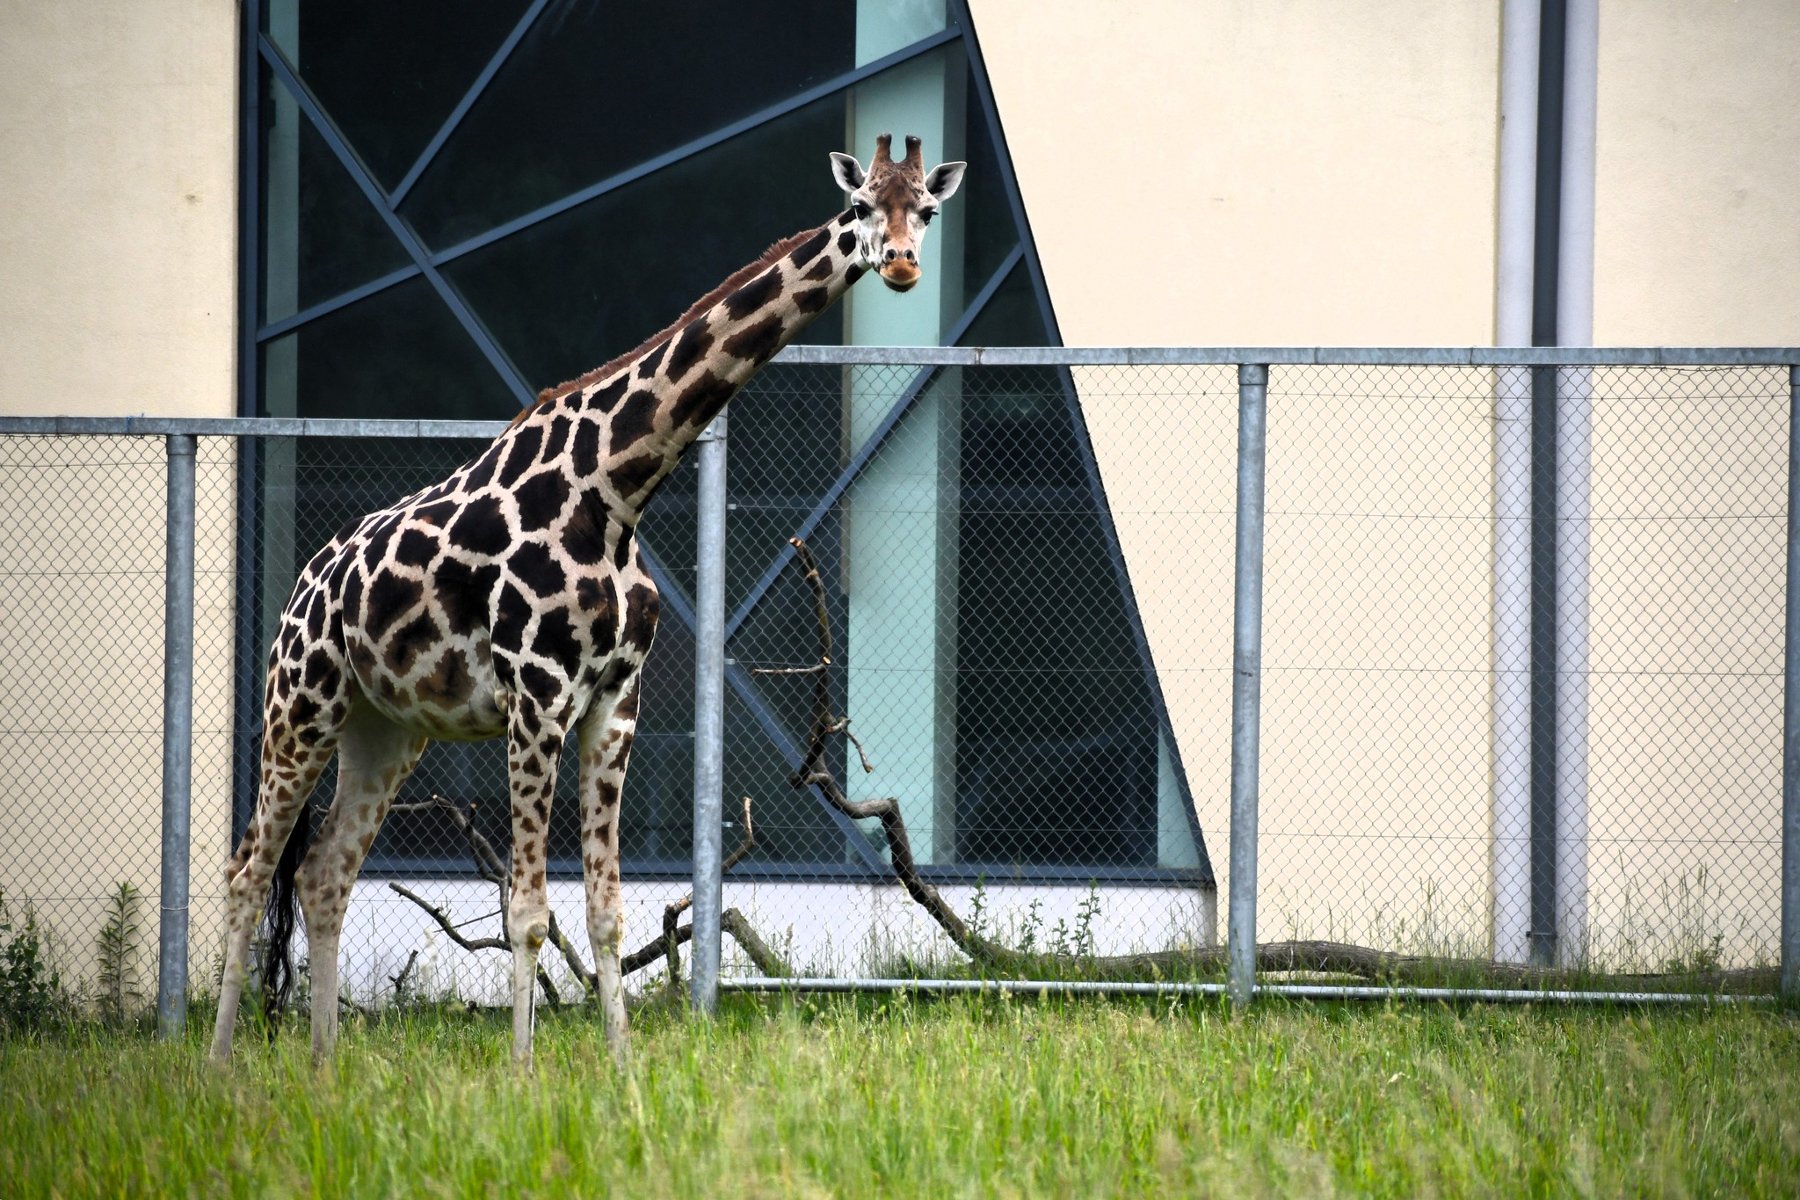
[878,260,921,292]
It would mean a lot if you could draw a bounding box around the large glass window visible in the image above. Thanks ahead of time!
[243,0,1208,883]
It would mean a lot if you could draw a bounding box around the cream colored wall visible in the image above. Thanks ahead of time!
[1593,0,1800,345]
[969,0,1501,345]
[0,2,239,991]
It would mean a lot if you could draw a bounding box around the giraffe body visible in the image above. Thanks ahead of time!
[209,136,966,1069]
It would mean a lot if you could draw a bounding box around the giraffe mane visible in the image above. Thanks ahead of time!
[513,225,830,428]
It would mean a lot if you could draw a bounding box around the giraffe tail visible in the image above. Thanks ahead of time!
[259,805,311,1030]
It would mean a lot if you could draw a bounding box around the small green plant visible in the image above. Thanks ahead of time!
[967,876,989,944]
[0,888,69,1034]
[1017,898,1043,955]
[93,882,143,1026]
[1074,883,1101,959]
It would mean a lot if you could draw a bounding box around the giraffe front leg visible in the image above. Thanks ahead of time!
[505,702,563,1071]
[577,675,641,1068]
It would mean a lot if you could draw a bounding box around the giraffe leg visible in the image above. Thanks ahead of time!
[294,702,427,1065]
[210,713,341,1061]
[504,700,564,1071]
[576,674,641,1068]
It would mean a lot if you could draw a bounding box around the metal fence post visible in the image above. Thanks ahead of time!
[157,433,197,1039]
[1228,364,1269,1009]
[1784,366,1800,998]
[691,412,728,1014]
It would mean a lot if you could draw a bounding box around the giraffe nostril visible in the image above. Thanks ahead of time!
[904,249,916,263]
[883,248,898,263]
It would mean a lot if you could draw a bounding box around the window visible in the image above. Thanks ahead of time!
[241,0,1210,885]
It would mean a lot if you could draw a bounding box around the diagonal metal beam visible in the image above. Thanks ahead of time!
[256,266,422,343]
[723,245,1022,642]
[427,26,964,267]
[387,0,553,208]
[259,36,536,408]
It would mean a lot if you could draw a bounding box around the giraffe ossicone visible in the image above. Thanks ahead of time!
[208,135,969,1070]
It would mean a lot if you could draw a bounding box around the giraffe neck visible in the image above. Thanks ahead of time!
[522,209,867,525]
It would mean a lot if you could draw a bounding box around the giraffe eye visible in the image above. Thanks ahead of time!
[852,199,873,219]
[919,209,935,225]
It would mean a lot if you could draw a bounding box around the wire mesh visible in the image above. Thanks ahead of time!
[0,356,1790,1013]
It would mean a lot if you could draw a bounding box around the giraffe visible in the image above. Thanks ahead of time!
[208,135,966,1069]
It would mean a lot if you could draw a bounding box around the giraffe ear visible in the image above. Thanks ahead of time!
[830,152,866,193]
[925,161,967,203]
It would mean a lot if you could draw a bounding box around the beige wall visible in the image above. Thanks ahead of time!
[0,1,238,418]
[1594,0,1800,344]
[0,2,239,989]
[971,0,1501,345]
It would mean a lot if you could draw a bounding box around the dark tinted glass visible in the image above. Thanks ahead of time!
[267,0,533,191]
[952,273,1157,866]
[400,0,857,248]
[955,66,1021,314]
[259,277,517,420]
[258,63,412,324]
[441,95,847,394]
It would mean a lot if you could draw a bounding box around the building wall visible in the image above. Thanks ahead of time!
[0,2,240,986]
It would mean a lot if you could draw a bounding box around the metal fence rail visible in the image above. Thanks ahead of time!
[1,346,1796,1033]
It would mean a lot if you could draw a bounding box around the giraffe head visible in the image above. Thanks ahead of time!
[830,133,967,293]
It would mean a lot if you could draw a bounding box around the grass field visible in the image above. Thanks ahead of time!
[3,994,1798,1198]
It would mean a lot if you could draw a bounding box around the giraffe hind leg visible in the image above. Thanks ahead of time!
[577,673,641,1067]
[295,701,427,1065]
[209,716,340,1062]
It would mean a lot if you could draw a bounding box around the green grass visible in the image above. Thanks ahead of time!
[4,996,1798,1197]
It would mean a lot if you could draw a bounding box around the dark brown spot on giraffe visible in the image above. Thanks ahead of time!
[803,257,833,282]
[591,376,629,412]
[561,492,608,565]
[509,540,567,598]
[530,867,545,891]
[543,415,571,463]
[668,320,714,378]
[788,226,830,269]
[514,470,572,533]
[608,390,658,456]
[447,494,511,556]
[363,571,423,641]
[571,418,601,477]
[289,692,321,727]
[724,265,782,319]
[305,589,327,640]
[303,648,340,693]
[416,647,473,706]
[594,779,620,812]
[609,452,664,503]
[434,558,500,636]
[620,583,661,652]
[463,442,504,492]
[576,574,615,616]
[492,582,532,652]
[498,425,543,488]
[669,371,735,430]
[611,527,632,570]
[794,286,830,314]
[414,498,458,527]
[636,340,669,380]
[384,611,440,675]
[394,527,439,570]
[519,662,560,708]
[532,609,583,676]
[723,314,784,365]
[837,229,857,255]
[846,264,867,285]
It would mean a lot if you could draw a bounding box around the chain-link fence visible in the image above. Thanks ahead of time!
[1,349,1795,1022]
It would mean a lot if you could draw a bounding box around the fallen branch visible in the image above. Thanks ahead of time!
[387,792,790,999]
[754,539,1777,994]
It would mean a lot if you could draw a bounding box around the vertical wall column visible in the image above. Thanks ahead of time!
[1551,0,1598,967]
[1491,0,1540,964]
[844,14,965,863]
[157,434,198,1039]
[1227,365,1268,1009]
